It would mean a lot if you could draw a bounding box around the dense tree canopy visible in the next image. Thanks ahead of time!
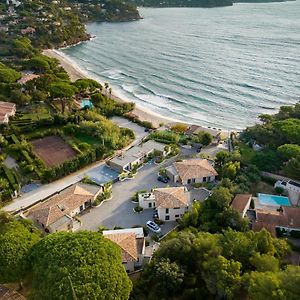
[132,229,293,300]
[241,102,300,178]
[180,186,248,233]
[29,231,132,300]
[0,212,40,284]
[0,63,21,83]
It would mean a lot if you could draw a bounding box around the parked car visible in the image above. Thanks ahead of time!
[157,175,168,183]
[146,220,161,234]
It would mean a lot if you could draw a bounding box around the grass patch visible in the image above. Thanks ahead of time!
[18,103,52,121]
[74,132,101,145]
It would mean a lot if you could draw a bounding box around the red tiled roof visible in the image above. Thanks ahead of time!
[154,187,189,208]
[174,159,218,181]
[231,194,252,215]
[253,207,300,237]
[29,184,96,226]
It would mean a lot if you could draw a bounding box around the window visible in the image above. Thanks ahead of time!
[175,215,180,218]
[166,208,169,214]
[207,176,211,182]
[174,207,180,210]
[187,179,191,184]
[80,205,84,211]
[148,203,152,208]
[192,178,196,183]
[203,177,207,182]
[165,216,170,221]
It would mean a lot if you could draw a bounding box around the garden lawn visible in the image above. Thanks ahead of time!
[74,132,101,145]
[19,103,52,120]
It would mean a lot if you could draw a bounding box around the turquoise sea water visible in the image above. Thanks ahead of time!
[61,2,300,130]
[258,193,291,207]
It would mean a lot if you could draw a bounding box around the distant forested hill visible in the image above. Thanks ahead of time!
[127,0,233,8]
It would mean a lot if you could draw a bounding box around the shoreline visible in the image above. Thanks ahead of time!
[43,49,228,135]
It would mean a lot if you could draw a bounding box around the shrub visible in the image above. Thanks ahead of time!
[275,186,284,195]
[148,130,180,144]
[134,205,143,213]
[154,218,164,225]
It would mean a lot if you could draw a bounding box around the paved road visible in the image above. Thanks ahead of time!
[80,161,178,232]
[4,118,147,213]
[4,161,105,213]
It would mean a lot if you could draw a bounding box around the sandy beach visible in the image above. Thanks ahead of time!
[43,49,227,137]
[43,49,174,128]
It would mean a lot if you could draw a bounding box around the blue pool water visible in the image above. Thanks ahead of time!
[258,193,291,207]
[81,99,93,108]
[85,165,119,186]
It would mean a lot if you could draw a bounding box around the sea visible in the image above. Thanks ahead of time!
[60,2,300,130]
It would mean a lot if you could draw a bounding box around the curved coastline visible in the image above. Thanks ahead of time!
[43,49,227,133]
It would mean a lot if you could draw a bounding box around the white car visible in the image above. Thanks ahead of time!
[146,220,161,234]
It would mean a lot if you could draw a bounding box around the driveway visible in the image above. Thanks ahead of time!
[80,161,178,232]
[110,116,148,146]
[201,143,228,158]
[4,118,148,213]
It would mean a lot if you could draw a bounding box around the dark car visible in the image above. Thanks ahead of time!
[157,175,168,183]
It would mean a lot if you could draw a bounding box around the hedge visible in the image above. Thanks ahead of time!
[21,150,33,164]
[2,165,16,187]
[11,134,20,144]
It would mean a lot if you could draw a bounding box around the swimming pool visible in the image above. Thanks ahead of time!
[258,193,291,207]
[81,99,93,108]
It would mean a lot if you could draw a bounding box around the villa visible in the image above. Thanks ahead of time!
[252,206,300,237]
[108,140,167,173]
[0,101,16,124]
[139,187,190,221]
[166,158,218,185]
[103,227,145,272]
[27,183,102,233]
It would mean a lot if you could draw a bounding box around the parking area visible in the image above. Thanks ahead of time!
[80,160,178,233]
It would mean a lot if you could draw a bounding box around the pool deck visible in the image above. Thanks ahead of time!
[254,193,293,213]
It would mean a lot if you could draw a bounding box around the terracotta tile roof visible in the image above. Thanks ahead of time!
[29,184,98,227]
[18,74,40,84]
[253,207,300,237]
[105,232,138,262]
[154,187,189,208]
[174,159,218,181]
[0,102,15,114]
[231,194,252,215]
[0,285,26,300]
